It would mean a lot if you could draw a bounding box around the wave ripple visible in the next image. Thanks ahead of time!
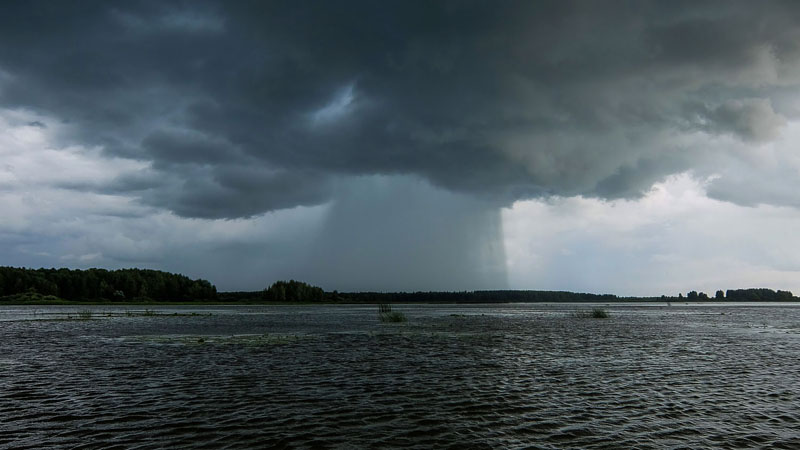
[1,304,799,448]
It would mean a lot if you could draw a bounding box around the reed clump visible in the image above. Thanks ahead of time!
[378,304,407,323]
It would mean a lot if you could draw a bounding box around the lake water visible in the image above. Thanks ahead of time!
[1,303,799,449]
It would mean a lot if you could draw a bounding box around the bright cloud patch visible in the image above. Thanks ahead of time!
[0,108,329,289]
[503,174,800,296]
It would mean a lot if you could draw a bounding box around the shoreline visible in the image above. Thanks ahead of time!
[3,299,800,306]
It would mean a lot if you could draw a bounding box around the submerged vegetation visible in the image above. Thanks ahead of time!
[574,308,610,319]
[125,309,174,317]
[132,333,303,347]
[29,309,213,321]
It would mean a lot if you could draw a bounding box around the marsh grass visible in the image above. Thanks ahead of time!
[122,309,207,317]
[573,308,610,319]
[378,304,407,323]
[125,309,157,317]
[19,308,208,322]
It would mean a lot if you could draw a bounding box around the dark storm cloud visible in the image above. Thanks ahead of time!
[135,166,333,219]
[142,129,235,165]
[592,153,689,199]
[1,0,799,218]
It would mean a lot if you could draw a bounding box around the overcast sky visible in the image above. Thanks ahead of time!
[2,1,800,295]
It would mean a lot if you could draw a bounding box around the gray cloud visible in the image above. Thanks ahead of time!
[1,1,800,219]
[689,98,787,142]
[706,163,800,209]
[142,129,236,165]
[137,166,333,219]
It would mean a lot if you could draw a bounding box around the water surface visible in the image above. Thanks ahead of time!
[1,303,799,448]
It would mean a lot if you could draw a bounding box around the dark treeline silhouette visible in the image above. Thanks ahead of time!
[262,280,325,302]
[224,285,798,303]
[333,290,620,303]
[0,267,216,301]
[217,286,619,303]
[2,266,797,303]
[679,288,794,302]
[725,288,794,301]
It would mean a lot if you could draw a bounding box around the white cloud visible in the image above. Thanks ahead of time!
[0,110,146,190]
[502,173,800,296]
[0,108,329,289]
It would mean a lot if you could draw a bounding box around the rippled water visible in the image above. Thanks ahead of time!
[1,303,799,449]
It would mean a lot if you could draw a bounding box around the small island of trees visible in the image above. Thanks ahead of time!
[261,280,325,302]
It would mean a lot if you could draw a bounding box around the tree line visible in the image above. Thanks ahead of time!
[0,267,217,301]
[677,288,795,302]
[726,288,795,301]
[221,285,621,303]
[331,290,620,303]
[227,284,798,303]
[2,266,796,303]
[261,280,325,302]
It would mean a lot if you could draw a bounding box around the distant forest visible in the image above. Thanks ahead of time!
[221,281,798,304]
[219,282,619,303]
[0,266,796,303]
[0,267,216,302]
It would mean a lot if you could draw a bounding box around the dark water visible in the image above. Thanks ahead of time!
[1,303,799,449]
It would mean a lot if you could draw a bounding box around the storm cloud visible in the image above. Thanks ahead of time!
[1,1,799,218]
[2,1,800,292]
